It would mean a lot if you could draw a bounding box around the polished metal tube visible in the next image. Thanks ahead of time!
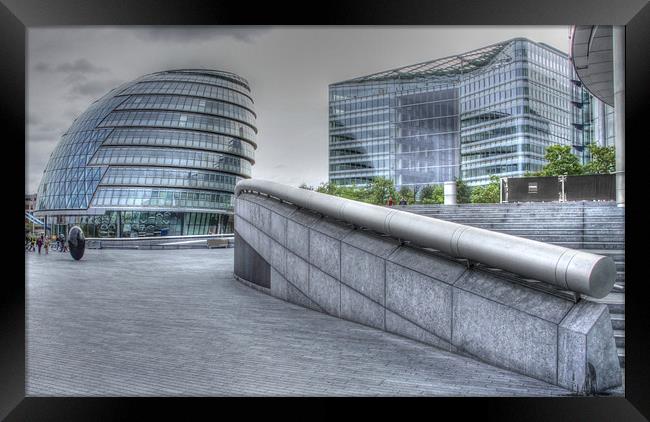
[235,179,616,298]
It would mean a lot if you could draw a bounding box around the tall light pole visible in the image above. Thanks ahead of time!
[613,26,625,207]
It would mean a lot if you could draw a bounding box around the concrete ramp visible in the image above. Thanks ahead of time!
[233,182,622,394]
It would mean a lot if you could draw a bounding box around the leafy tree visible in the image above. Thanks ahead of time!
[420,184,444,204]
[398,185,415,204]
[455,178,472,204]
[470,175,501,203]
[365,177,397,205]
[537,145,583,176]
[316,182,339,195]
[583,142,616,174]
[337,185,366,202]
[419,184,435,203]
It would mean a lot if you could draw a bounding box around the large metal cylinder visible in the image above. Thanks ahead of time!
[235,179,616,298]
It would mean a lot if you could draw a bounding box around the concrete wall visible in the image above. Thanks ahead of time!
[234,192,622,393]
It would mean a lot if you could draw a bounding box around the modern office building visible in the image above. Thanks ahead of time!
[35,69,256,237]
[25,193,37,212]
[329,37,611,188]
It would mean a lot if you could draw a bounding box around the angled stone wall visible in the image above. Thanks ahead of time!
[233,192,622,394]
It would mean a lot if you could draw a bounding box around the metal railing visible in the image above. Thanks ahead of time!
[235,178,616,298]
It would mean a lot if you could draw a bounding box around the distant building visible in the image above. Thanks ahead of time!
[328,38,612,188]
[25,193,37,212]
[35,69,256,237]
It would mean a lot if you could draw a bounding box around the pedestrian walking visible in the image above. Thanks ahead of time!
[37,235,43,254]
[399,197,407,206]
[44,237,49,254]
[387,196,394,207]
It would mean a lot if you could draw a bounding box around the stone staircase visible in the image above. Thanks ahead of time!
[398,201,625,367]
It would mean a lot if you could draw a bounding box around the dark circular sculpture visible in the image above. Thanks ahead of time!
[68,226,86,260]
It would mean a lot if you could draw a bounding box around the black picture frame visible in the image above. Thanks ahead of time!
[3,0,648,419]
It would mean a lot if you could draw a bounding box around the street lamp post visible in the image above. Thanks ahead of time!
[613,26,625,207]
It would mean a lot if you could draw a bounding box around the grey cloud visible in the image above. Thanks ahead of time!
[63,108,82,120]
[69,78,123,97]
[28,118,69,142]
[28,132,60,143]
[34,59,108,74]
[33,62,50,72]
[55,58,108,74]
[135,27,271,43]
[28,112,42,126]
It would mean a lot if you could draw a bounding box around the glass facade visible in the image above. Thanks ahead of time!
[329,38,606,188]
[35,69,256,237]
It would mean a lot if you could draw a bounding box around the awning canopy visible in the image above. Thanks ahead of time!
[570,25,614,107]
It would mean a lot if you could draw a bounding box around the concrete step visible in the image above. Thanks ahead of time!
[463,229,624,237]
[611,314,625,330]
[416,212,593,217]
[549,242,625,250]
[614,330,625,348]
[584,292,625,314]
[618,347,625,368]
[588,296,626,316]
[579,249,625,259]
[446,216,624,222]
[608,303,625,314]
[433,220,582,226]
[583,235,625,242]
[420,216,624,224]
[584,223,625,229]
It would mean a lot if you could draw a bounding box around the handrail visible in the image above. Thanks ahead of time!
[235,178,617,298]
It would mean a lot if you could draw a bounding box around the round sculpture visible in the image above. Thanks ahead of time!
[68,225,86,261]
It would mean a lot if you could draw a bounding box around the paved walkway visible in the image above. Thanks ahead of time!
[26,248,574,396]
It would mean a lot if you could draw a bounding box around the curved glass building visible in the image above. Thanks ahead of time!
[35,69,256,237]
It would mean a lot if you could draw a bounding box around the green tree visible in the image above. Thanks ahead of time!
[398,185,415,204]
[316,181,339,195]
[455,178,472,204]
[583,142,616,174]
[537,145,583,176]
[337,185,366,202]
[420,184,444,204]
[365,177,397,205]
[471,175,501,203]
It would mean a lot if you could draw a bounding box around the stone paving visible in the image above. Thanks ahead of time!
[26,248,575,396]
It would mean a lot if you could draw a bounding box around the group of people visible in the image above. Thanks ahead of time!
[386,196,408,207]
[25,234,68,254]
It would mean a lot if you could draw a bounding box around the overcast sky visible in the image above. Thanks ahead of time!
[26,26,571,193]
